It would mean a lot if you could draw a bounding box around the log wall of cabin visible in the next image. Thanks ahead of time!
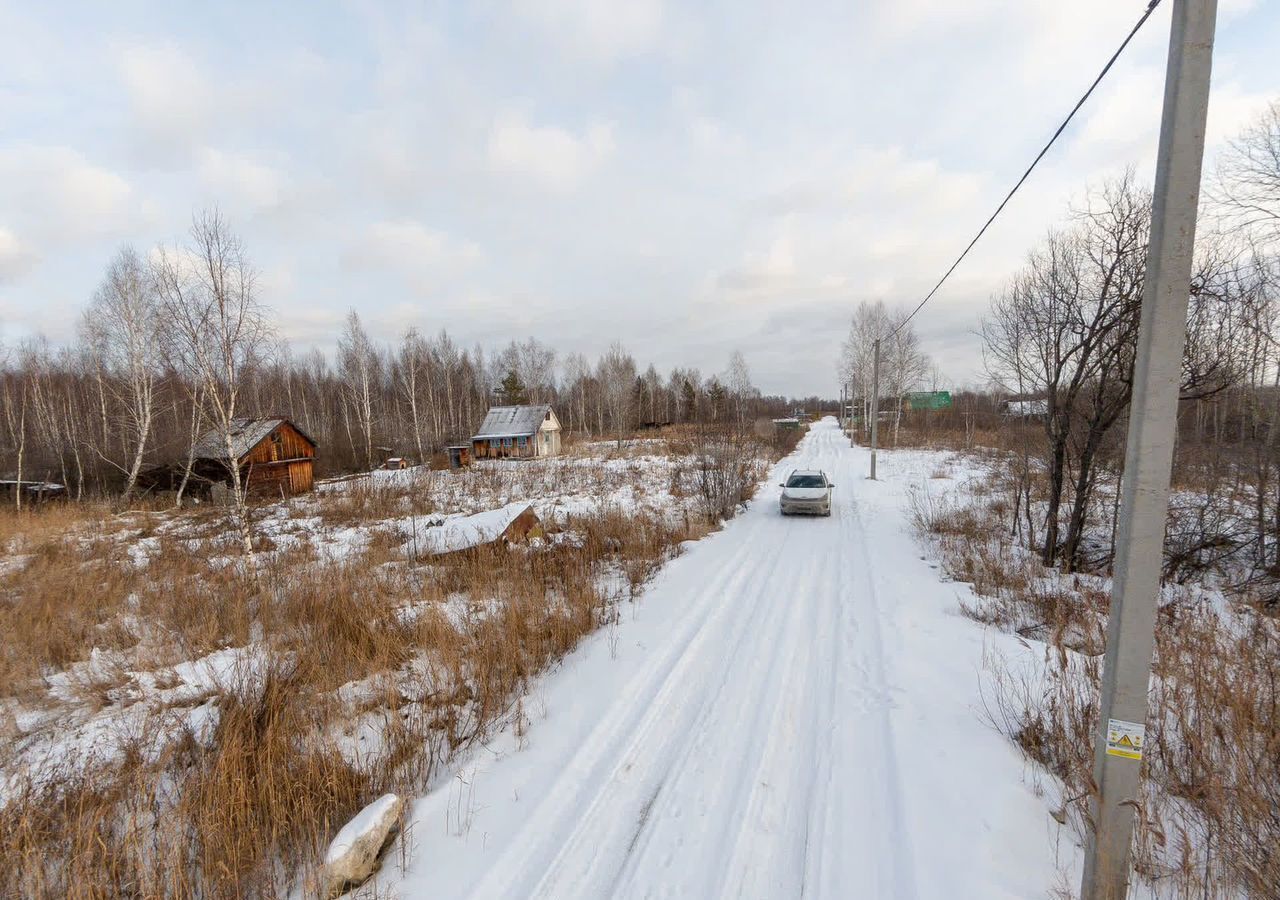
[242,423,316,495]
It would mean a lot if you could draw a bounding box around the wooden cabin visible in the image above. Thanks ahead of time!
[470,405,562,460]
[190,417,317,497]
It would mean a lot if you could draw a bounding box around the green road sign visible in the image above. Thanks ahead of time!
[906,391,952,410]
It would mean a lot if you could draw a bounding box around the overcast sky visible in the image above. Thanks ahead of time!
[2,0,1277,397]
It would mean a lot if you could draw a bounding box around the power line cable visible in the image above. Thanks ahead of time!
[883,0,1165,341]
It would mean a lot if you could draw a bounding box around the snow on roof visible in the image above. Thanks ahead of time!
[191,418,313,461]
[0,479,65,490]
[472,405,553,440]
[419,502,536,555]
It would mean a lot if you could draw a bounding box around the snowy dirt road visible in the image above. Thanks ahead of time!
[395,419,1065,899]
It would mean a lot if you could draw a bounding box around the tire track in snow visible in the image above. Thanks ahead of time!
[536,512,805,897]
[446,422,922,899]
[467,485,800,899]
[846,494,920,897]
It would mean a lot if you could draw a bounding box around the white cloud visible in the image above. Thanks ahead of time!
[196,149,285,211]
[764,146,984,222]
[345,220,481,288]
[1221,0,1260,19]
[726,234,796,286]
[509,0,664,63]
[1204,83,1277,149]
[115,42,213,158]
[1072,68,1277,168]
[113,41,276,165]
[487,112,615,189]
[0,227,38,283]
[0,146,136,241]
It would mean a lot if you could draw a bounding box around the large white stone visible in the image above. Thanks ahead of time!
[320,793,404,898]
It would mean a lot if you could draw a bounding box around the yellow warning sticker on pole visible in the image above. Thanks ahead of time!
[1105,718,1146,760]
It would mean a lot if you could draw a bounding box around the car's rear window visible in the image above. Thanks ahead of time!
[786,475,825,488]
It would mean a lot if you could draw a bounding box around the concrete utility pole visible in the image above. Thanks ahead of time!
[869,338,881,479]
[1081,1,1217,897]
[848,381,856,447]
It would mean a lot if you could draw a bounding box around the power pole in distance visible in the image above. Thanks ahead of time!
[1081,1,1217,897]
[848,381,855,447]
[869,338,881,479]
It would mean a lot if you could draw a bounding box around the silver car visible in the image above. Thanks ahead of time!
[779,469,834,516]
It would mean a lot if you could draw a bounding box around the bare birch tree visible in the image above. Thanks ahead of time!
[81,246,162,500]
[724,350,757,432]
[598,342,636,448]
[154,210,273,554]
[338,310,380,470]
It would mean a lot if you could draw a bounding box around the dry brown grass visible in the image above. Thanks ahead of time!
[908,482,1106,653]
[918,457,1280,898]
[0,431,746,898]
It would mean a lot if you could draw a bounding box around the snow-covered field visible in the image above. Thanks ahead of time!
[384,419,1069,899]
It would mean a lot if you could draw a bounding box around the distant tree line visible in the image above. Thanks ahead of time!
[0,217,796,502]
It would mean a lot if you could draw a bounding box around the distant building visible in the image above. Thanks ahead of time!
[445,445,473,469]
[189,417,317,496]
[384,457,411,470]
[471,405,562,460]
[1001,399,1048,419]
[0,480,65,504]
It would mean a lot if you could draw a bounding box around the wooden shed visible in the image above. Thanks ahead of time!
[445,445,472,469]
[471,405,562,460]
[190,417,317,497]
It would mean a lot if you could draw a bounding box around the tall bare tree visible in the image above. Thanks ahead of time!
[154,210,273,554]
[724,350,758,432]
[338,310,380,470]
[598,342,636,448]
[839,300,929,443]
[82,246,162,500]
[396,327,429,463]
[1214,100,1280,245]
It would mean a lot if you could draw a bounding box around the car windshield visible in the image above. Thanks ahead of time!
[786,474,825,488]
